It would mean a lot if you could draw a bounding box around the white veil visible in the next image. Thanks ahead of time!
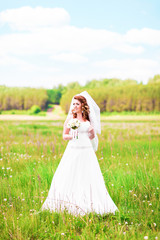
[66,91,101,151]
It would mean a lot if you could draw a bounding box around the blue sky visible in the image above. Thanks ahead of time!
[0,0,160,88]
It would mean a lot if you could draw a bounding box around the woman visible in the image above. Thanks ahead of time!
[41,91,119,216]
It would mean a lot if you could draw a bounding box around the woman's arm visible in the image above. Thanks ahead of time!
[63,118,73,140]
[88,124,95,140]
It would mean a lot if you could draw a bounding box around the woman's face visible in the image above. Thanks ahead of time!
[72,99,82,113]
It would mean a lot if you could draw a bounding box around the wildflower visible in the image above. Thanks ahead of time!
[10,175,12,178]
[111,184,114,186]
[125,222,128,225]
[52,221,54,224]
[61,233,65,235]
[144,237,148,240]
[22,199,25,201]
[126,163,128,166]
[129,190,132,192]
[123,232,126,235]
[118,223,121,225]
[157,187,159,190]
[131,222,133,224]
[153,223,156,227]
[2,167,4,169]
[4,198,7,201]
[149,203,152,206]
[133,194,137,197]
[151,210,154,212]
[155,237,158,239]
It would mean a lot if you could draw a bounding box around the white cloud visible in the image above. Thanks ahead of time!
[0,6,70,31]
[0,7,147,56]
[0,6,160,87]
[125,28,160,46]
[113,44,144,54]
[93,59,160,83]
[0,25,145,57]
[51,53,88,63]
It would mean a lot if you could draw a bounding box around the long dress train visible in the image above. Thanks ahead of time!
[41,121,119,216]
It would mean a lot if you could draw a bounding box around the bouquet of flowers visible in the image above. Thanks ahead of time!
[67,119,81,139]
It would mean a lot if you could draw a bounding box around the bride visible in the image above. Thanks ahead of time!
[41,91,119,216]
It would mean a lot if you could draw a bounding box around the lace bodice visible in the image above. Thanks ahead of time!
[67,121,92,148]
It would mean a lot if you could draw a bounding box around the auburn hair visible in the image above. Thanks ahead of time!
[72,95,90,121]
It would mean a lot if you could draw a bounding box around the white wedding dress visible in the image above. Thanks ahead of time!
[41,121,119,216]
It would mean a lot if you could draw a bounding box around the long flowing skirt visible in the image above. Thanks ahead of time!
[41,145,119,216]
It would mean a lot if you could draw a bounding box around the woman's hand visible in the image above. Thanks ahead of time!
[63,134,73,140]
[63,117,73,140]
[88,125,95,140]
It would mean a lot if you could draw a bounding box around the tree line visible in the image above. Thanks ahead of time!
[0,74,160,112]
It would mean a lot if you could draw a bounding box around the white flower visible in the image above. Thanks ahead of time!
[144,236,148,239]
[153,223,156,227]
[67,119,81,129]
[4,198,7,201]
[61,233,65,235]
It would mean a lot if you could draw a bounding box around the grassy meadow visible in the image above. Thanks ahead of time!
[0,116,159,239]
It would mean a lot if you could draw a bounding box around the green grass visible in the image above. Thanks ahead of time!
[1,109,47,116]
[0,118,159,239]
[101,111,160,116]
